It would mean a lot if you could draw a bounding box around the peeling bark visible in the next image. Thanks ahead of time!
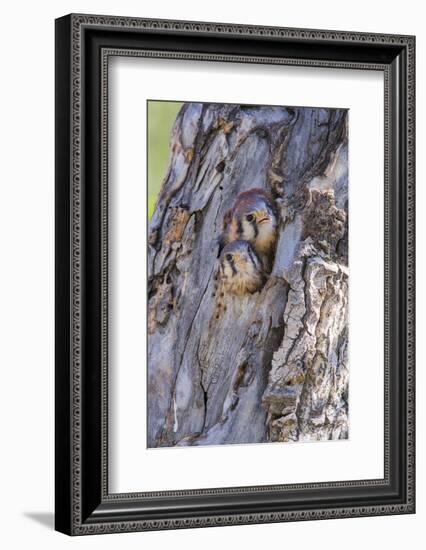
[147,103,349,447]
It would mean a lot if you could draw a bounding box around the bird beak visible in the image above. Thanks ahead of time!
[257,212,270,224]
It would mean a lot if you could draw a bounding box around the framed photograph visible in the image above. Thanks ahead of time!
[55,14,415,535]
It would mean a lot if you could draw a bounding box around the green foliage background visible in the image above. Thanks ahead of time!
[147,101,184,220]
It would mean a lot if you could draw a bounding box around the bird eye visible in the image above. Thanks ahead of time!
[225,253,233,262]
[246,213,255,222]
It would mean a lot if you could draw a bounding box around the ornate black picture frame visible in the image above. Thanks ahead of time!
[55,14,415,535]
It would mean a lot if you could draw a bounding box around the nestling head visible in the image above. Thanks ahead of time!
[219,240,264,295]
[228,188,277,264]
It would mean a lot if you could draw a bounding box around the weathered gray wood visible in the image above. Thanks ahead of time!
[147,103,348,447]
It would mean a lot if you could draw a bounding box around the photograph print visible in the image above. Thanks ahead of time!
[147,100,349,449]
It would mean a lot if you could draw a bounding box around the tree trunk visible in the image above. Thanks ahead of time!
[147,103,349,447]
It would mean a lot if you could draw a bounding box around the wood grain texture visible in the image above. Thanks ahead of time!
[147,102,348,447]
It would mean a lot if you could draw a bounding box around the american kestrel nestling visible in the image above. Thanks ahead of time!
[218,240,265,295]
[213,240,265,319]
[219,188,277,271]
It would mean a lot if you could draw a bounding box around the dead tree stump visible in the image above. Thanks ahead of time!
[147,103,349,447]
